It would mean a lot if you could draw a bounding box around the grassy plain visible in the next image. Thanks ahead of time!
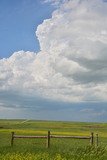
[0,119,107,159]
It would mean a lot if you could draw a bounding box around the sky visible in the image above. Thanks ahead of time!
[0,0,107,122]
[0,0,54,58]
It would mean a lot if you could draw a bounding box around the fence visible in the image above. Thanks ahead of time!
[11,131,98,148]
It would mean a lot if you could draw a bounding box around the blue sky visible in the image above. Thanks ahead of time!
[0,0,107,122]
[0,0,54,58]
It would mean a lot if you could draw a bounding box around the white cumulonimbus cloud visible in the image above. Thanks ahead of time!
[0,0,107,102]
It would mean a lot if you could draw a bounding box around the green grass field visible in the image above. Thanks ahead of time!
[0,119,107,160]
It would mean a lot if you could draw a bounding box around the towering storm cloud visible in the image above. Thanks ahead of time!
[0,0,107,102]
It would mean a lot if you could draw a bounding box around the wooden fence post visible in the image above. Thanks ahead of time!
[11,132,14,146]
[90,132,94,146]
[47,131,50,148]
[96,133,98,147]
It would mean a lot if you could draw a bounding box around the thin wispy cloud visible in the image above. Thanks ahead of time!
[43,0,67,6]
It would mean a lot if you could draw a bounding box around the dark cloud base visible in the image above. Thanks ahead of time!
[0,91,107,122]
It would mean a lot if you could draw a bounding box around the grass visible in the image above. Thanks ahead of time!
[0,119,107,159]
